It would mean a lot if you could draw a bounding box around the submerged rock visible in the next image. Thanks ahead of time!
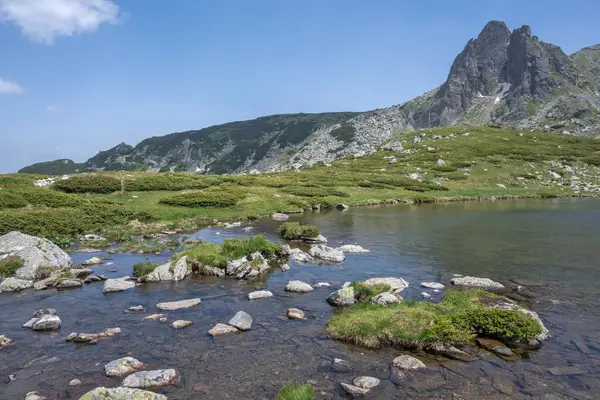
[450,276,504,289]
[69,379,82,386]
[287,308,307,320]
[338,245,369,254]
[103,278,135,294]
[208,323,239,336]
[248,290,273,300]
[353,376,380,390]
[32,315,61,331]
[229,311,252,331]
[121,369,179,388]
[476,338,514,358]
[341,383,370,396]
[0,231,72,280]
[363,277,409,293]
[327,287,355,306]
[331,358,354,373]
[105,357,145,377]
[79,387,167,400]
[285,280,314,293]
[156,298,201,311]
[308,245,345,263]
[172,320,193,329]
[271,213,289,221]
[0,277,33,292]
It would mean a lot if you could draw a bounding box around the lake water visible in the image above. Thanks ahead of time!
[1,198,600,399]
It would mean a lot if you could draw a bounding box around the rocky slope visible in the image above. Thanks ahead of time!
[20,21,600,175]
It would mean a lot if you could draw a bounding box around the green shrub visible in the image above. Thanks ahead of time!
[278,222,320,240]
[281,186,349,198]
[277,383,316,400]
[133,262,159,278]
[0,191,27,208]
[452,308,543,342]
[0,256,24,278]
[159,189,245,208]
[582,155,600,166]
[52,236,71,248]
[124,174,220,191]
[53,174,122,193]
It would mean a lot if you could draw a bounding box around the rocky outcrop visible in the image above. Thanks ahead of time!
[80,387,167,400]
[0,231,71,280]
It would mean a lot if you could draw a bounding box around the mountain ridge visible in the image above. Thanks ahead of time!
[19,21,600,175]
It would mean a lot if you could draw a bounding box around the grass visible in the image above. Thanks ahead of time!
[173,235,283,269]
[276,383,316,400]
[2,126,600,239]
[350,282,392,301]
[132,262,159,278]
[327,289,543,349]
[278,222,320,240]
[118,239,167,254]
[0,256,24,278]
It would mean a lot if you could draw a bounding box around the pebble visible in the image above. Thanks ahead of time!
[172,320,193,329]
[69,379,82,386]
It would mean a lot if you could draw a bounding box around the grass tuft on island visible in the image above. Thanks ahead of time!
[173,235,283,270]
[132,261,160,278]
[278,222,320,240]
[276,383,316,400]
[350,282,393,301]
[327,289,543,349]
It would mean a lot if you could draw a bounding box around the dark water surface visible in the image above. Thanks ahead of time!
[2,198,600,399]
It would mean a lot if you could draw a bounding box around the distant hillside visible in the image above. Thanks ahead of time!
[20,21,600,175]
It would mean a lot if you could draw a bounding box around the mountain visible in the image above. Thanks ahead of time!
[20,21,600,175]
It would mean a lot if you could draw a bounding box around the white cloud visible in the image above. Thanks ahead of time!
[46,105,62,113]
[0,78,23,94]
[0,0,120,44]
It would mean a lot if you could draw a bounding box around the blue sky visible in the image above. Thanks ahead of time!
[1,0,599,172]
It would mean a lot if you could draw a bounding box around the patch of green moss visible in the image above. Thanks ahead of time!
[278,222,320,240]
[277,383,316,400]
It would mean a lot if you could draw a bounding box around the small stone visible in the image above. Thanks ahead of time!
[285,280,314,293]
[156,298,201,311]
[341,382,370,396]
[105,357,145,377]
[331,358,354,373]
[287,308,306,320]
[279,264,290,272]
[0,335,12,347]
[145,314,165,321]
[25,391,46,400]
[315,282,331,287]
[65,332,78,341]
[248,290,273,300]
[228,311,252,331]
[159,318,168,323]
[104,327,121,336]
[122,369,179,388]
[392,355,426,371]
[129,305,145,312]
[208,323,239,336]
[420,282,444,290]
[69,379,82,386]
[32,315,61,331]
[9,374,17,381]
[82,256,104,266]
[353,376,380,390]
[172,320,193,329]
[420,292,432,299]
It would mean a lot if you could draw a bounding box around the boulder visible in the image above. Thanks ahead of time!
[70,268,93,278]
[287,308,306,320]
[56,279,82,289]
[308,245,345,263]
[105,357,145,377]
[285,280,314,293]
[156,298,201,311]
[32,315,61,331]
[172,320,193,329]
[208,323,239,336]
[271,213,289,221]
[315,282,331,287]
[327,287,355,306]
[143,262,173,282]
[83,276,103,284]
[235,253,270,279]
[392,355,426,372]
[420,292,432,299]
[121,369,179,389]
[79,387,167,400]
[341,383,370,396]
[338,245,369,254]
[363,277,409,293]
[144,314,165,321]
[34,275,58,290]
[372,292,401,305]
[421,282,444,290]
[279,263,290,272]
[103,278,135,294]
[382,140,404,152]
[450,276,504,289]
[172,256,188,281]
[229,311,252,331]
[248,290,273,300]
[353,376,380,390]
[82,257,104,266]
[226,257,247,275]
[0,277,33,292]
[290,250,313,263]
[0,231,71,280]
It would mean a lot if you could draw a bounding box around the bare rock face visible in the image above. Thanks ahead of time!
[0,231,71,280]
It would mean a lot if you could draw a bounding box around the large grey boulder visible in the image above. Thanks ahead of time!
[450,276,504,289]
[103,278,135,294]
[32,315,61,331]
[121,369,179,388]
[228,311,252,331]
[327,287,355,306]
[156,298,201,311]
[56,279,82,289]
[79,387,167,400]
[0,231,71,280]
[0,277,33,292]
[104,357,145,377]
[308,244,345,263]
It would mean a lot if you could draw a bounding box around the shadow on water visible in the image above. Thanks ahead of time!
[1,198,600,399]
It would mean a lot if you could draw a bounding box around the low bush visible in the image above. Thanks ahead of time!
[159,189,245,208]
[278,222,320,240]
[124,174,220,191]
[53,174,122,193]
[0,191,28,208]
[133,262,159,278]
[0,256,24,278]
[52,236,72,248]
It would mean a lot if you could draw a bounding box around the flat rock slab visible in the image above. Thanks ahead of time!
[450,276,504,289]
[105,357,145,377]
[208,323,239,336]
[156,298,201,311]
[248,290,273,300]
[79,386,167,400]
[122,369,179,388]
[229,311,252,331]
[285,280,314,293]
[172,320,193,329]
[421,282,445,289]
[103,278,135,294]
